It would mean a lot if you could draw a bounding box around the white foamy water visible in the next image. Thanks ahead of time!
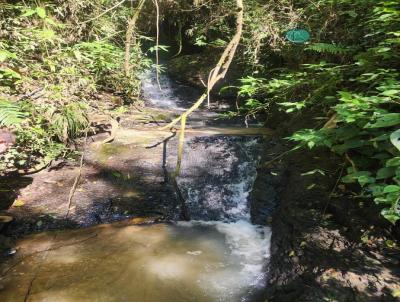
[178,220,271,301]
[176,137,261,221]
[141,70,185,110]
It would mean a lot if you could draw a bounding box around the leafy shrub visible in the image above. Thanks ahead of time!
[0,98,27,127]
[224,0,400,223]
[0,1,151,174]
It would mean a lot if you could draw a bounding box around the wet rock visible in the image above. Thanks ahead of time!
[250,140,286,226]
[0,216,13,232]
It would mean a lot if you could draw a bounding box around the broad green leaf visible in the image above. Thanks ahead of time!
[383,185,400,193]
[365,113,400,128]
[386,157,400,167]
[358,175,375,187]
[0,68,22,79]
[381,89,399,96]
[36,7,46,19]
[376,167,396,179]
[381,208,399,225]
[342,171,371,183]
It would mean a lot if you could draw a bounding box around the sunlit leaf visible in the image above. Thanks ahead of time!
[390,129,400,151]
[36,7,46,19]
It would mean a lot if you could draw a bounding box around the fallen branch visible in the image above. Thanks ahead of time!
[161,0,244,176]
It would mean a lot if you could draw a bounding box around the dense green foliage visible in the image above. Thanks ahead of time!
[217,0,400,223]
[1,0,399,224]
[0,1,151,173]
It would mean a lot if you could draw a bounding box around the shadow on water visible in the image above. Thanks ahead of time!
[0,130,274,301]
[0,218,271,302]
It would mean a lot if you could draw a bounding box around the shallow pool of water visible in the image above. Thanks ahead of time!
[0,220,270,302]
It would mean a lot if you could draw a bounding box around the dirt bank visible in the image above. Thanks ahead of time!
[259,110,400,301]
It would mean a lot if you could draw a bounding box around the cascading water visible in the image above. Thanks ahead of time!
[141,70,185,110]
[141,70,202,111]
[148,70,273,300]
[177,136,261,221]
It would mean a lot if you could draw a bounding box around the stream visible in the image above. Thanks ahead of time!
[0,71,272,302]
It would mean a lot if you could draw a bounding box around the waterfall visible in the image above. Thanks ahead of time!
[0,71,273,302]
[143,70,273,300]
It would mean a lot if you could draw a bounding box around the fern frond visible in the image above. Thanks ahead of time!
[306,43,349,54]
[51,102,89,142]
[0,98,26,127]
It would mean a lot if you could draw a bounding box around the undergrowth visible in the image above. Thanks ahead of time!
[0,1,152,174]
[220,0,400,224]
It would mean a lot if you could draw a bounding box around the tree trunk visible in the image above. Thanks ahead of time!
[124,0,146,76]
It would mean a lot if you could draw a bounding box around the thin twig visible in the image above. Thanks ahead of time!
[66,131,88,218]
[261,146,301,168]
[345,152,357,172]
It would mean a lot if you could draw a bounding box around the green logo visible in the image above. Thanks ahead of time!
[285,29,311,44]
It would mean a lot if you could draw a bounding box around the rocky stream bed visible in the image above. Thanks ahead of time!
[0,71,399,302]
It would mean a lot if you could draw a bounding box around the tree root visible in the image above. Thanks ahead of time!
[100,118,119,145]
